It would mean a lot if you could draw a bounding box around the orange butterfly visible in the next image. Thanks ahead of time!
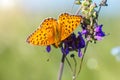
[26,13,82,47]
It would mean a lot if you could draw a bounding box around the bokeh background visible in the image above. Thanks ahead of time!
[0,0,120,80]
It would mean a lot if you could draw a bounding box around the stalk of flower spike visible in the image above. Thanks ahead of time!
[71,54,77,80]
[77,40,89,77]
[76,0,107,78]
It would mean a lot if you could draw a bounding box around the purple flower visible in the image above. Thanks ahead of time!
[77,32,85,57]
[61,46,69,55]
[78,48,82,58]
[77,32,85,48]
[81,30,87,34]
[61,32,85,57]
[46,45,51,53]
[94,24,105,40]
[45,32,86,58]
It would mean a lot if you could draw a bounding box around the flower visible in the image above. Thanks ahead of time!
[81,29,87,34]
[94,24,105,40]
[78,48,82,57]
[61,46,69,55]
[99,0,108,6]
[61,32,85,57]
[46,45,51,53]
[77,32,85,48]
[81,23,105,41]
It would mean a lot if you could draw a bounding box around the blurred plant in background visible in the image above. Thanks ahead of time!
[111,47,120,61]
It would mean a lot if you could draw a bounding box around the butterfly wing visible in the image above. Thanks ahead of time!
[58,13,82,41]
[27,18,58,46]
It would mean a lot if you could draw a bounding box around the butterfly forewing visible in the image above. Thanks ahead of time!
[58,13,82,41]
[27,18,58,46]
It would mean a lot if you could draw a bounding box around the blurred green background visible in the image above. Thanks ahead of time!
[0,0,120,80]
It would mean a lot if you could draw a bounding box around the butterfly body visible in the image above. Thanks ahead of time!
[27,13,82,47]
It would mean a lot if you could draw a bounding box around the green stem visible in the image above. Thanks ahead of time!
[75,6,81,15]
[72,56,77,80]
[77,41,89,76]
[66,57,73,72]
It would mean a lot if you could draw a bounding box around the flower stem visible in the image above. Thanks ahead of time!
[75,6,81,15]
[72,56,77,80]
[66,57,73,72]
[57,54,66,80]
[77,41,89,76]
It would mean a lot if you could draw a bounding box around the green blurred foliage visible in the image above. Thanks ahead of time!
[0,1,120,80]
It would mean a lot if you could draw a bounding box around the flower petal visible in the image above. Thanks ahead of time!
[95,36,103,40]
[78,48,82,58]
[46,45,51,53]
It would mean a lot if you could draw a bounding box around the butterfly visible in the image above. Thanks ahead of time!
[26,13,82,47]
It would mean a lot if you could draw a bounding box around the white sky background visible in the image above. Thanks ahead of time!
[0,0,120,16]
